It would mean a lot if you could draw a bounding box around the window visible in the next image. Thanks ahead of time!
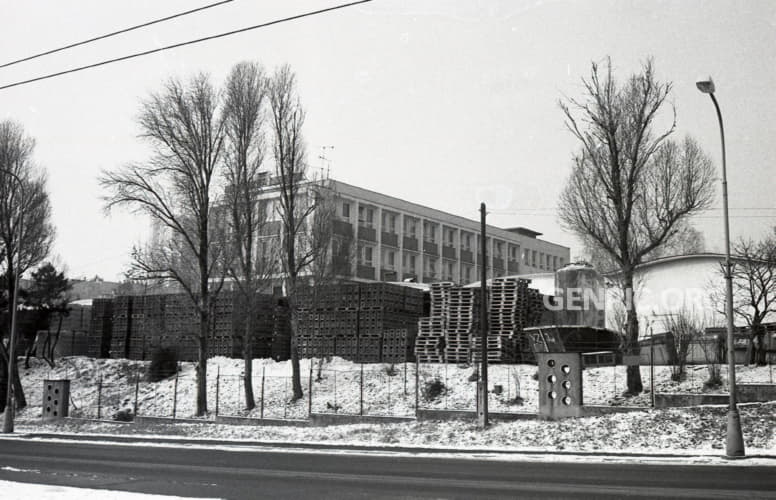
[403,252,416,273]
[463,265,472,283]
[509,245,519,261]
[559,257,565,267]
[523,248,530,263]
[364,246,373,265]
[461,232,472,251]
[382,211,397,233]
[358,206,375,227]
[342,201,350,219]
[553,255,558,270]
[531,250,537,267]
[495,241,504,259]
[383,250,395,269]
[425,256,437,278]
[423,221,437,243]
[404,216,418,238]
[444,261,455,281]
[443,226,456,247]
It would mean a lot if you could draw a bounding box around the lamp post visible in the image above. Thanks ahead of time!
[1,169,24,434]
[696,76,745,458]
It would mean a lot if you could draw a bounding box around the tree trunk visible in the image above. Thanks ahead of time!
[289,313,303,401]
[623,270,643,395]
[0,355,27,411]
[243,297,255,410]
[196,305,208,416]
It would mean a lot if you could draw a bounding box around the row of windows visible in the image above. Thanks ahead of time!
[342,199,565,271]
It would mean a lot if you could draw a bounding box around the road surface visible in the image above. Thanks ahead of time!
[0,438,774,499]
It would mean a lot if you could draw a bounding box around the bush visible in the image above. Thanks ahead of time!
[113,408,134,422]
[147,347,178,382]
[421,378,447,402]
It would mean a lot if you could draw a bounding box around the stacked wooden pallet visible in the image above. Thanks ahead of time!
[415,316,446,363]
[444,287,480,364]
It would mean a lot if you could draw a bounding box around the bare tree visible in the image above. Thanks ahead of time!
[222,61,276,410]
[661,309,703,382]
[0,120,55,413]
[100,74,226,416]
[268,64,329,400]
[558,58,716,394]
[710,233,776,366]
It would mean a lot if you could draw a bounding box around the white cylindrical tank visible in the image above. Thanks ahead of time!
[554,263,605,327]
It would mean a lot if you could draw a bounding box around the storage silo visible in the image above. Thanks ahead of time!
[554,263,605,328]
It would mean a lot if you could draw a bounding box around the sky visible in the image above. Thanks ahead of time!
[0,0,774,281]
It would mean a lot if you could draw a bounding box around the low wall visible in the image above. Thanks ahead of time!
[654,385,776,408]
[215,415,308,427]
[416,409,536,421]
[134,416,216,425]
[309,413,414,426]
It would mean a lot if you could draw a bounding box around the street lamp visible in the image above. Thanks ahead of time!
[2,169,24,434]
[696,76,745,458]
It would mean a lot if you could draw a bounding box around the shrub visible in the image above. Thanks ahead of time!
[113,408,134,422]
[147,347,178,382]
[421,378,447,402]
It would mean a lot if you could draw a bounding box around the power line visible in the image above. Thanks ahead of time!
[0,0,373,91]
[0,0,236,69]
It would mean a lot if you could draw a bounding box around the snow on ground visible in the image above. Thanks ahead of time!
[0,480,219,500]
[16,355,775,421]
[9,401,776,456]
[8,355,775,456]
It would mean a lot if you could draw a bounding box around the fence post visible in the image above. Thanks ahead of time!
[283,376,288,419]
[414,360,419,417]
[334,370,338,413]
[387,368,391,414]
[308,360,313,418]
[360,364,364,416]
[133,373,140,417]
[215,366,220,417]
[260,366,265,420]
[172,363,179,419]
[97,376,103,420]
[403,361,407,396]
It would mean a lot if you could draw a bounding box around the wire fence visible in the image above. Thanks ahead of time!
[14,353,776,422]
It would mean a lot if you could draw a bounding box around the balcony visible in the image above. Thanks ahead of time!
[493,257,505,271]
[358,226,376,242]
[403,236,418,251]
[381,231,398,247]
[423,241,438,254]
[442,245,456,259]
[460,249,474,263]
[332,219,353,237]
[381,269,398,281]
[357,264,375,280]
[332,256,352,275]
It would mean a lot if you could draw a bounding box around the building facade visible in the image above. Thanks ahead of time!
[326,180,570,285]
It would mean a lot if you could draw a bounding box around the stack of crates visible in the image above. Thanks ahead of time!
[88,298,113,358]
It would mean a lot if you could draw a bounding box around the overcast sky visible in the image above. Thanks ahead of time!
[1,0,774,281]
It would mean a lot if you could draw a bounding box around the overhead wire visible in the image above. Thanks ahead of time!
[0,0,236,69]
[0,0,373,91]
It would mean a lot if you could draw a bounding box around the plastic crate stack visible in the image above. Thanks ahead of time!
[296,282,424,363]
[109,295,132,359]
[165,293,199,362]
[87,299,113,358]
[382,329,409,363]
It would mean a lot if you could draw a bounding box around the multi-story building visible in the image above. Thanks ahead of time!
[325,180,569,284]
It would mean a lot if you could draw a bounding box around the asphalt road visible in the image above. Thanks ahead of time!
[0,438,774,499]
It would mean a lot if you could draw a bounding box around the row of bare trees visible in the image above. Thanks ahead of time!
[0,120,56,414]
[100,62,337,416]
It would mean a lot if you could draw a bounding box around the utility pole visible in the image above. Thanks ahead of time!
[477,202,489,429]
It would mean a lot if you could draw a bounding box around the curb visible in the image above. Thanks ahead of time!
[17,432,776,461]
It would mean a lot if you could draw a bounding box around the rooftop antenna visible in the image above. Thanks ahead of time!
[318,145,334,179]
